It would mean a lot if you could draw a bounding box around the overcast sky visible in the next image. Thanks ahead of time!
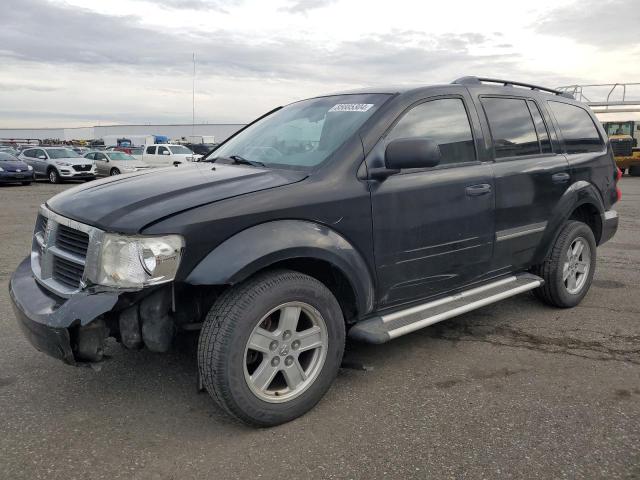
[0,0,638,127]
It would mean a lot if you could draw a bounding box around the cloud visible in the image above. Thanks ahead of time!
[535,0,640,47]
[280,0,337,14]
[136,0,241,11]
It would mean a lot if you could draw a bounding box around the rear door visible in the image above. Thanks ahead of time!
[369,95,495,307]
[476,95,570,269]
[144,145,157,166]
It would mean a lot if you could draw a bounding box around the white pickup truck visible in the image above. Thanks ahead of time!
[141,144,202,167]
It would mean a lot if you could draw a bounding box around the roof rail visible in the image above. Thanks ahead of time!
[452,76,574,99]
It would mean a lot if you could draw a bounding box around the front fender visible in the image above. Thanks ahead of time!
[185,220,375,314]
[533,181,605,263]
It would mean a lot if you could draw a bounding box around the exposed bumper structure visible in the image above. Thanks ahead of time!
[9,257,118,365]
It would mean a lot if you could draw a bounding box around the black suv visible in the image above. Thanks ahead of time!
[10,77,620,426]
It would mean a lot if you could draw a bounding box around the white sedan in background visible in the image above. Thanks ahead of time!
[85,151,151,176]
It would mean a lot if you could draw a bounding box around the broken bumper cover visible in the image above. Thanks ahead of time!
[9,257,118,365]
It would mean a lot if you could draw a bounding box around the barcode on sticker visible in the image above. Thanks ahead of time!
[328,103,374,113]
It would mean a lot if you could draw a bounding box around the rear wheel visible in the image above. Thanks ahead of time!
[532,221,596,308]
[48,168,60,184]
[198,269,345,426]
[110,168,120,176]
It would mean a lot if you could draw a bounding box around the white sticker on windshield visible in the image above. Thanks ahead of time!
[328,103,374,113]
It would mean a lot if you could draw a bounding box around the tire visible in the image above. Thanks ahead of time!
[532,221,597,308]
[48,168,60,184]
[110,168,120,176]
[629,166,640,177]
[198,269,345,427]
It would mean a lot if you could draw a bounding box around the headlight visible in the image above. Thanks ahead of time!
[90,234,184,288]
[55,161,72,166]
[27,165,33,171]
[0,167,4,172]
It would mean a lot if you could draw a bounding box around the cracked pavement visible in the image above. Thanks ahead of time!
[1,178,639,479]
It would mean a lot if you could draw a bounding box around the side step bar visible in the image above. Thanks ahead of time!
[348,273,543,344]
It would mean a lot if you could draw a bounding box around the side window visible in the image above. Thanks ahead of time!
[157,146,168,155]
[35,149,45,158]
[146,146,156,154]
[23,149,34,158]
[481,97,539,158]
[85,153,95,160]
[387,98,476,166]
[527,100,552,153]
[95,153,106,161]
[548,101,604,154]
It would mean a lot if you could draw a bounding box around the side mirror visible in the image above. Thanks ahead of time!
[385,138,441,170]
[38,155,47,160]
[162,151,170,155]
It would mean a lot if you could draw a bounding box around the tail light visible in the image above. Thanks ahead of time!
[615,167,622,203]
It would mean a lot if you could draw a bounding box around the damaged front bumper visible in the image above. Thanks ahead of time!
[10,256,118,365]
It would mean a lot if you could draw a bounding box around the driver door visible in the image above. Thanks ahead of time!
[368,96,495,307]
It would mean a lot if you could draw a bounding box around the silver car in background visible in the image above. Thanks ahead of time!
[85,150,151,176]
[19,147,96,183]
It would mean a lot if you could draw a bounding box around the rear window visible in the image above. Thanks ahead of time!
[548,101,604,154]
[481,97,540,158]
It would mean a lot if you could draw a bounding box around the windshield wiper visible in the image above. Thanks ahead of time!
[207,155,265,167]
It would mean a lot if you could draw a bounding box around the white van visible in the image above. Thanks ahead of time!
[141,144,202,167]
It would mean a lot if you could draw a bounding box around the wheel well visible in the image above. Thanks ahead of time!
[259,258,359,324]
[569,203,602,243]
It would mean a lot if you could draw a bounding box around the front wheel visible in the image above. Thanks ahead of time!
[110,168,120,176]
[532,221,597,308]
[198,270,345,426]
[48,168,60,184]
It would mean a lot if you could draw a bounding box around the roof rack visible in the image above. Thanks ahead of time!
[452,76,574,99]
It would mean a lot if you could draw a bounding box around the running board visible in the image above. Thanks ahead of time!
[348,273,543,344]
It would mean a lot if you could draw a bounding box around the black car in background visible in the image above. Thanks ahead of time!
[0,152,35,185]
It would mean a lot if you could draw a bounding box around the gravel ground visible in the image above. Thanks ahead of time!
[0,178,639,479]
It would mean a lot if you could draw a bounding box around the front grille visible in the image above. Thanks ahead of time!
[72,164,92,172]
[52,256,84,289]
[611,139,633,157]
[31,206,102,297]
[56,225,89,256]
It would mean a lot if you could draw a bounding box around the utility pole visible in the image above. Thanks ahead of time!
[192,52,196,135]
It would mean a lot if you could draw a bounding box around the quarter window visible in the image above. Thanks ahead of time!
[482,97,539,158]
[387,98,476,166]
[548,101,604,154]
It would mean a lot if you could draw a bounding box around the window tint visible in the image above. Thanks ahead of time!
[527,100,552,153]
[387,98,476,165]
[548,102,604,154]
[157,146,168,155]
[482,97,539,158]
[146,146,156,154]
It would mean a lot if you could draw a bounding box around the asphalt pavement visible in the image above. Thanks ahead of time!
[1,178,639,479]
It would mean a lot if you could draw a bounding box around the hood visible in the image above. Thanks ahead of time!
[0,160,30,172]
[46,163,307,233]
[51,157,92,165]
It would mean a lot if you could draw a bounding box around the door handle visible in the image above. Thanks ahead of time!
[465,183,492,196]
[552,172,570,184]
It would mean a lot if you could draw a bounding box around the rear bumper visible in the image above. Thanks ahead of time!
[600,210,618,245]
[9,257,118,365]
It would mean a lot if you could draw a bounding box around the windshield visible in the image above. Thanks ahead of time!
[211,93,390,169]
[0,152,18,161]
[109,152,136,161]
[169,146,193,154]
[47,148,81,159]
